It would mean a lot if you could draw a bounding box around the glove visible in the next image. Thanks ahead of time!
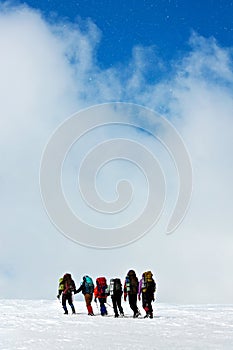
[152,296,155,302]
[124,295,127,302]
[138,295,141,301]
[57,294,60,300]
[94,297,97,303]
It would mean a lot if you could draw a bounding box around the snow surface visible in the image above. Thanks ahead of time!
[0,300,233,349]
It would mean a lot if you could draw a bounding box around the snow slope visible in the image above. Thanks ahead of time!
[0,300,233,350]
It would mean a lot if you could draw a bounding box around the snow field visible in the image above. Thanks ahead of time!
[0,300,233,349]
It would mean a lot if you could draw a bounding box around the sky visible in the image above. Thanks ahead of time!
[20,0,233,68]
[0,0,233,303]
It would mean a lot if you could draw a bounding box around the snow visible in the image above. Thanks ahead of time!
[0,300,233,349]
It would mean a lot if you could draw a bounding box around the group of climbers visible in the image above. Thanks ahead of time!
[57,270,156,319]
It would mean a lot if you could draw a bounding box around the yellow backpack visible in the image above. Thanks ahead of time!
[58,277,65,292]
[142,271,155,293]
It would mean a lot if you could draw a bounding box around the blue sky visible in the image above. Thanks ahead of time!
[22,0,233,67]
[0,1,233,302]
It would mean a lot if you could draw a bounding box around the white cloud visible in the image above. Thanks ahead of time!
[0,4,232,302]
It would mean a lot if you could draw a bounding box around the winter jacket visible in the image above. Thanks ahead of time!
[76,281,93,295]
[138,275,156,300]
[94,286,108,299]
[124,270,139,299]
[58,274,76,297]
[138,278,143,296]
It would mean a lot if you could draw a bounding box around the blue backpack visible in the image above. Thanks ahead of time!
[83,276,94,294]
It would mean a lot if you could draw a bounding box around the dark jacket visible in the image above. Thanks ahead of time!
[124,270,139,299]
[76,276,94,295]
[58,273,76,297]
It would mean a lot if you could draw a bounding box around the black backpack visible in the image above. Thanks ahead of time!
[125,270,138,294]
[110,278,122,296]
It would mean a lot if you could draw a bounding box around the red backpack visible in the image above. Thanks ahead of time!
[96,277,108,297]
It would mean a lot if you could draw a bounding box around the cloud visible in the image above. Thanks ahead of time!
[0,3,232,302]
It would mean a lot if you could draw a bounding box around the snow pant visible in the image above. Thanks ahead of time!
[142,293,153,316]
[128,294,139,316]
[98,297,107,316]
[84,293,94,315]
[111,293,124,317]
[62,293,75,314]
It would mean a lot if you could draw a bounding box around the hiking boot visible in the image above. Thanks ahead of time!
[114,314,119,318]
[133,311,140,318]
[149,313,153,319]
[63,306,68,314]
[88,312,94,316]
[144,314,149,318]
[71,305,76,314]
[120,312,124,317]
[101,312,108,316]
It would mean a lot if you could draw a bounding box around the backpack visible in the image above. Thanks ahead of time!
[96,277,108,297]
[126,270,138,294]
[83,276,94,294]
[58,277,64,292]
[110,278,122,296]
[142,271,156,294]
[62,273,75,294]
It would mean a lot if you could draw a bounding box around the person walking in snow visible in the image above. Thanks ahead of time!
[138,271,156,318]
[57,273,76,314]
[109,278,124,318]
[75,275,95,316]
[94,277,109,316]
[124,269,140,318]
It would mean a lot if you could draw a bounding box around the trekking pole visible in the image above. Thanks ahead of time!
[95,299,99,313]
[106,301,113,308]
